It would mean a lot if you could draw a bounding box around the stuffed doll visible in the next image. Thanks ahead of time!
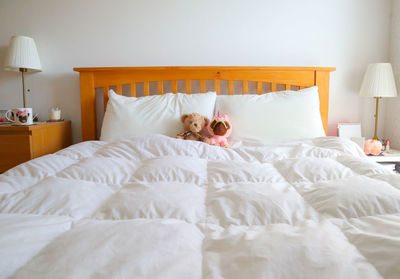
[176,113,210,143]
[207,111,232,148]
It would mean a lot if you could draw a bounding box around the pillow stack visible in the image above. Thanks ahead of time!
[215,86,325,143]
[100,86,325,143]
[100,91,216,142]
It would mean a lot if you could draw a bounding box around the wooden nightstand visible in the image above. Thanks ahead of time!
[0,121,72,173]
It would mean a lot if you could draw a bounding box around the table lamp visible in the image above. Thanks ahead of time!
[4,35,42,107]
[360,63,397,140]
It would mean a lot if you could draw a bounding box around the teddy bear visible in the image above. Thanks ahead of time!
[207,111,232,148]
[176,112,210,143]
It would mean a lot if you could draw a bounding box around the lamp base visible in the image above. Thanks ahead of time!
[19,68,27,108]
[373,97,381,140]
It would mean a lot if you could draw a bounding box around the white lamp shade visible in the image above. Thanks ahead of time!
[360,63,397,97]
[4,35,42,72]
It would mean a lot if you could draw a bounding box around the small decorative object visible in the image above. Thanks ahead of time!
[337,123,362,138]
[5,108,33,125]
[176,113,210,142]
[0,110,10,124]
[4,35,42,108]
[381,139,386,151]
[395,163,400,173]
[207,111,232,148]
[33,113,39,122]
[337,123,364,149]
[386,139,390,152]
[364,139,382,156]
[359,63,397,140]
[49,107,61,121]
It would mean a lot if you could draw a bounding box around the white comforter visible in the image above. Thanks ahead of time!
[1,135,400,279]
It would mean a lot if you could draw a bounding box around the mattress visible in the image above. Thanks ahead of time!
[0,135,399,279]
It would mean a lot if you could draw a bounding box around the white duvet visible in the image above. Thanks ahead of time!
[0,135,400,279]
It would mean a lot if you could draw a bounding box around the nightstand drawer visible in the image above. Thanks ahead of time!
[0,134,31,172]
[0,121,72,173]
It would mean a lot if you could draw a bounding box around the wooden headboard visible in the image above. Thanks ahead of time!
[73,66,335,141]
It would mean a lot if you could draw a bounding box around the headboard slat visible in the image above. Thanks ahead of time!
[172,80,177,94]
[158,81,163,95]
[116,84,122,95]
[200,80,206,93]
[130,82,136,97]
[103,87,108,112]
[257,82,262,95]
[228,80,234,95]
[186,80,191,94]
[74,66,335,141]
[243,80,248,95]
[143,81,149,96]
[215,79,220,95]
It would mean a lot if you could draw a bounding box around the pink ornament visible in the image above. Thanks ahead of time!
[386,139,390,151]
[364,139,382,155]
[207,111,232,148]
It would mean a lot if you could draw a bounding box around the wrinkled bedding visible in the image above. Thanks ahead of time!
[0,135,400,279]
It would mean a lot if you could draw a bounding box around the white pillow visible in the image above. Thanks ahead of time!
[214,86,325,143]
[100,90,217,142]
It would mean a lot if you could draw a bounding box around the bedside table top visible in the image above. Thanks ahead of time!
[367,149,400,163]
[0,121,71,132]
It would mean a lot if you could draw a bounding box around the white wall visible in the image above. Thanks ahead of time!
[0,0,392,143]
[385,0,400,148]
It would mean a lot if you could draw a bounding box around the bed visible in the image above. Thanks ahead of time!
[1,67,400,279]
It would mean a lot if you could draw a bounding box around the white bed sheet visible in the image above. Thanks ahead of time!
[0,135,399,279]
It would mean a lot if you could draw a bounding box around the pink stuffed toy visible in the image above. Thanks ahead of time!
[207,111,232,148]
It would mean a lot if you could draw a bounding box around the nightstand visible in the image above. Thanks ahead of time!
[367,149,400,173]
[0,121,72,173]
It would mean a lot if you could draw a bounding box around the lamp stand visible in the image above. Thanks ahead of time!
[19,68,27,108]
[373,97,381,140]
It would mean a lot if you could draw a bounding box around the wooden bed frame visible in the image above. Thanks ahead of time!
[73,66,335,141]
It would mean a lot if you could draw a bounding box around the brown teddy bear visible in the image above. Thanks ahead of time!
[176,113,210,143]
